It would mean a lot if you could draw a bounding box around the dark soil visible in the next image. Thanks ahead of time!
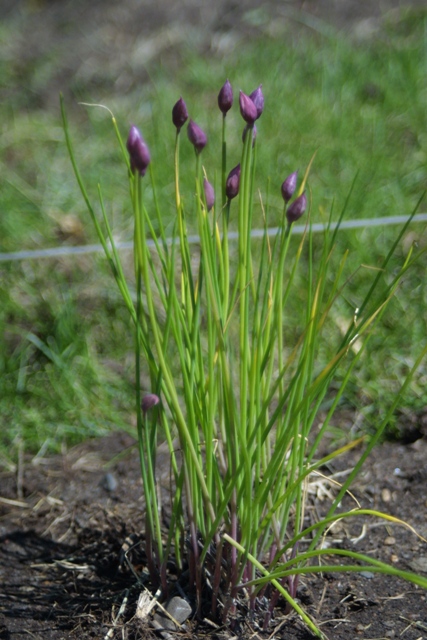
[1,430,427,640]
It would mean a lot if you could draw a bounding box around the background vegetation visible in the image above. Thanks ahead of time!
[1,5,426,465]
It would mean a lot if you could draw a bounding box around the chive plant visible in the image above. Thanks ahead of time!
[61,82,427,637]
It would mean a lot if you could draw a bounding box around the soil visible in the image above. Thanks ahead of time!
[1,430,427,640]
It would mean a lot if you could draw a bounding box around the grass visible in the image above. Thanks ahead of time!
[1,7,427,463]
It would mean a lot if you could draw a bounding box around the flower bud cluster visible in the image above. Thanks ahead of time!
[128,81,306,227]
[239,85,264,126]
[281,170,307,224]
[171,97,208,155]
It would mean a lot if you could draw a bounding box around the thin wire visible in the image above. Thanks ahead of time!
[1,213,427,263]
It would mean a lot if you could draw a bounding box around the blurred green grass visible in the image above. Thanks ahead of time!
[1,7,427,462]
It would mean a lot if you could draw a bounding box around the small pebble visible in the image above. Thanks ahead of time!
[408,556,427,573]
[100,472,118,492]
[154,596,192,631]
[360,571,374,579]
[167,596,192,623]
[384,536,396,545]
[381,488,391,502]
[390,554,399,563]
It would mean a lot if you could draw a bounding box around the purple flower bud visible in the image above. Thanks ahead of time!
[141,393,160,415]
[286,192,307,224]
[281,171,298,203]
[239,91,257,125]
[249,84,264,119]
[172,97,189,132]
[242,123,257,145]
[126,125,151,176]
[203,178,215,211]
[225,164,241,200]
[218,79,233,115]
[187,119,207,154]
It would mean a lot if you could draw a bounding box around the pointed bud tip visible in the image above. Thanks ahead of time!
[126,125,151,176]
[203,178,215,211]
[141,393,160,414]
[218,79,233,114]
[281,171,298,203]
[286,192,307,224]
[239,91,257,125]
[172,97,189,131]
[249,84,264,119]
[225,163,241,201]
[187,119,207,153]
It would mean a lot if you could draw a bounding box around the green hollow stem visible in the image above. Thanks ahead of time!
[308,338,427,553]
[223,533,324,638]
[238,126,254,442]
[242,547,427,590]
[222,200,231,318]
[274,218,293,399]
[221,113,227,209]
[133,174,164,568]
[139,158,216,529]
[175,130,195,322]
[235,128,256,566]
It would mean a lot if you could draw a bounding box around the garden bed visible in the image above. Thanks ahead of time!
[1,429,426,640]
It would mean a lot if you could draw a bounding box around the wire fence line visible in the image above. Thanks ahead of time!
[1,213,427,263]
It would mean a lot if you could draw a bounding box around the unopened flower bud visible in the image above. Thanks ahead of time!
[187,120,207,153]
[225,164,241,200]
[141,393,160,414]
[218,79,233,114]
[239,91,257,125]
[242,123,257,145]
[281,171,298,203]
[286,192,307,224]
[249,85,264,119]
[203,178,215,211]
[172,97,189,132]
[127,125,151,176]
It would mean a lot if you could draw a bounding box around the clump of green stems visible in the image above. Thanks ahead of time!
[61,82,427,637]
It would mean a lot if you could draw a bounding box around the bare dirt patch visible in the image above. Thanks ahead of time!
[1,431,426,640]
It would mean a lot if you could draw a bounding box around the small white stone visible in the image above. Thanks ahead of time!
[381,488,392,502]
